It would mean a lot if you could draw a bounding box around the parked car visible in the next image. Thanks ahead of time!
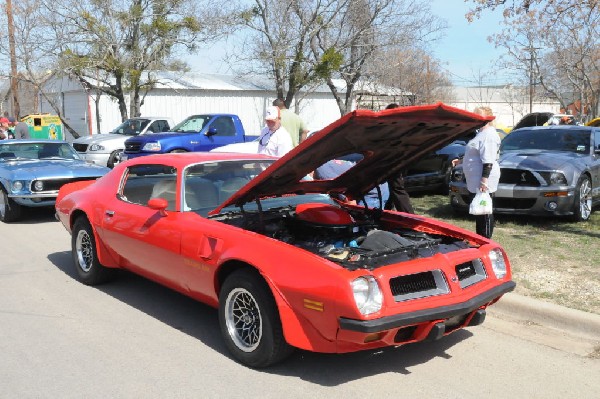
[55,104,514,368]
[512,112,578,130]
[0,140,109,222]
[449,125,600,221]
[122,113,259,160]
[72,117,174,168]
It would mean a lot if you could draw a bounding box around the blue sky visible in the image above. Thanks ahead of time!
[186,1,509,86]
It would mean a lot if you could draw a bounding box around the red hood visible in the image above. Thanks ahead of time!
[211,103,492,214]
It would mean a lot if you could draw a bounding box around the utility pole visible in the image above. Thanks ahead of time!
[6,0,20,118]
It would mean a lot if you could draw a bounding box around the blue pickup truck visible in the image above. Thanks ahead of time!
[122,114,258,160]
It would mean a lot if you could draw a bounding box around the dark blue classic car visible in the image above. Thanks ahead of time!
[0,140,110,222]
[450,125,600,221]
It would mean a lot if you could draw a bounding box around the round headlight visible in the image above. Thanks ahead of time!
[34,181,44,191]
[142,142,161,151]
[351,276,383,315]
[489,248,507,279]
[89,144,105,151]
[12,181,23,191]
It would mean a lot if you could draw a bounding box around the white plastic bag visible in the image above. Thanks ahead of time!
[469,191,493,215]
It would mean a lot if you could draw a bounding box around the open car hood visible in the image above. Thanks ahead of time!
[211,103,492,214]
[512,112,554,130]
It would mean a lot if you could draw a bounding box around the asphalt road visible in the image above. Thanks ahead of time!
[1,208,599,399]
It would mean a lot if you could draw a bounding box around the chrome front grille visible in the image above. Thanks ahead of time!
[390,270,449,302]
[455,259,487,288]
[124,142,141,153]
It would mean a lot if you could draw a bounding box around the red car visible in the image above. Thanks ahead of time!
[56,103,515,368]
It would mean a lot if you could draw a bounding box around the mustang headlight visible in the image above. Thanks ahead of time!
[89,144,105,151]
[142,142,162,152]
[540,171,567,185]
[351,276,383,315]
[489,248,507,279]
[33,181,44,191]
[11,181,24,191]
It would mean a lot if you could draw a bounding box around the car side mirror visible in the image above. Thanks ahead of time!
[148,197,169,216]
[206,127,218,137]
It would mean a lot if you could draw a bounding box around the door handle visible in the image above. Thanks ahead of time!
[105,210,115,217]
[190,141,199,144]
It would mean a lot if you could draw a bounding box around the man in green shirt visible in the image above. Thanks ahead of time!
[272,98,309,147]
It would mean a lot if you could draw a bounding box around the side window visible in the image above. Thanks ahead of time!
[595,131,600,152]
[119,164,178,210]
[211,116,236,136]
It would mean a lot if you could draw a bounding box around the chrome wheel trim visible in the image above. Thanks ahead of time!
[75,229,94,272]
[224,287,262,352]
[579,178,592,220]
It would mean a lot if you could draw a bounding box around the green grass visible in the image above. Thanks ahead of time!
[410,193,600,315]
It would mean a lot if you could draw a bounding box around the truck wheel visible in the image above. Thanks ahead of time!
[72,217,117,285]
[107,150,123,168]
[219,269,293,368]
[0,187,22,223]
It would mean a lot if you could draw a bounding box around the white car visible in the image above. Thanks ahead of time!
[72,117,174,167]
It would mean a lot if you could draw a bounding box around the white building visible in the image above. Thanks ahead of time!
[40,72,346,139]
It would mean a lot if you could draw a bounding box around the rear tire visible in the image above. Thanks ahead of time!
[219,269,293,368]
[71,217,117,285]
[0,188,22,223]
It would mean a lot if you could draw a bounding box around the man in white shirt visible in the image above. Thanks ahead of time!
[258,106,293,157]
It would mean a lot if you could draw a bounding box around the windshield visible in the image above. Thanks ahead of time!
[500,128,590,154]
[172,115,212,133]
[0,142,81,161]
[111,119,151,136]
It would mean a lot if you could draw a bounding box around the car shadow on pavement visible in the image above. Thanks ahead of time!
[10,207,58,224]
[47,250,473,383]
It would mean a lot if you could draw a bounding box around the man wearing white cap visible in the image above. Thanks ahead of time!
[258,105,293,157]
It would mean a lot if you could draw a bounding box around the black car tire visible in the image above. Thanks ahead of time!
[219,269,293,368]
[0,187,22,223]
[571,175,593,222]
[107,150,123,168]
[169,149,187,153]
[71,217,117,285]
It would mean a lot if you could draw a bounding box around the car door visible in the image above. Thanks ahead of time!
[592,130,600,198]
[191,116,238,152]
[96,164,186,285]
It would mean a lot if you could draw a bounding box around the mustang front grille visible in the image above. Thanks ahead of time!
[494,197,537,209]
[499,168,540,186]
[390,270,449,302]
[72,143,88,152]
[30,177,98,192]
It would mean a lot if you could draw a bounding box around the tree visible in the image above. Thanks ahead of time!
[237,0,446,115]
[371,47,454,106]
[466,0,599,21]
[491,3,600,119]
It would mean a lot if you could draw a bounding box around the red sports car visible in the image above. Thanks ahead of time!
[56,103,515,368]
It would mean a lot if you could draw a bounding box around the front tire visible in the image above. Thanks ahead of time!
[219,269,293,368]
[0,188,22,223]
[107,150,123,168]
[572,175,592,221]
[72,217,116,285]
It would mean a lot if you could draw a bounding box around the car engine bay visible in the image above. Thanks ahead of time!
[212,203,472,271]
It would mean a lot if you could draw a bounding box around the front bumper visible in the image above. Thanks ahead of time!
[78,152,111,166]
[339,281,515,333]
[449,183,577,216]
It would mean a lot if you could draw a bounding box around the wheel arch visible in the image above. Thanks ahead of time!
[70,210,120,268]
[215,260,315,351]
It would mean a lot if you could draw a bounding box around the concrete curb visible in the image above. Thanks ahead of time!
[488,292,600,341]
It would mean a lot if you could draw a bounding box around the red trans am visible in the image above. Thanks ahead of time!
[56,103,515,368]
